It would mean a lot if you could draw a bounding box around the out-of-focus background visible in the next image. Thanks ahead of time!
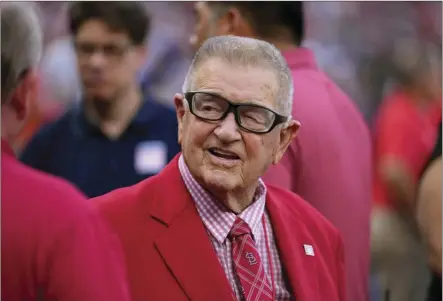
[13,1,442,152]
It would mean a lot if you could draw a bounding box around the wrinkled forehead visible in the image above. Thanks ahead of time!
[191,58,279,107]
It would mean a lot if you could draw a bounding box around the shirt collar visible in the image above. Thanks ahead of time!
[178,154,267,244]
[71,93,162,138]
[1,139,15,157]
[282,47,318,70]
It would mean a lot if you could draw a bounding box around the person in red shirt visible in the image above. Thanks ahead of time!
[1,3,130,301]
[371,44,442,301]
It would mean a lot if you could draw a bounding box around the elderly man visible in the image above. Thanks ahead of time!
[190,3,372,301]
[1,3,129,301]
[94,36,345,301]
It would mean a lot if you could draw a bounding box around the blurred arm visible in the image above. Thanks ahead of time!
[377,110,429,217]
[379,157,416,216]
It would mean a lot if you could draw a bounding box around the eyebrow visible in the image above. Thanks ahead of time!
[195,90,274,110]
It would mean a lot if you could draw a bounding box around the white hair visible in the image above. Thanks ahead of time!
[182,36,294,116]
[1,2,43,102]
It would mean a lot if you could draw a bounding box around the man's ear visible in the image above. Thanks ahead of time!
[135,45,148,69]
[174,93,187,145]
[273,120,301,164]
[9,70,38,121]
[216,6,246,36]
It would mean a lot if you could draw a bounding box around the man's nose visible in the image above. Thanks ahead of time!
[88,51,106,68]
[213,112,241,142]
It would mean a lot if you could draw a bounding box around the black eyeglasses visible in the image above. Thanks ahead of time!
[74,41,133,63]
[184,91,290,134]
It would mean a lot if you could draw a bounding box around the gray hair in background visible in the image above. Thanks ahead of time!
[182,36,294,116]
[1,2,43,103]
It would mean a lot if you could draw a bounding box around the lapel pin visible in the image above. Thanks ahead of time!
[303,244,315,256]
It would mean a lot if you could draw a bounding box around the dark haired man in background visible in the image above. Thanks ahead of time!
[191,3,372,301]
[21,2,180,198]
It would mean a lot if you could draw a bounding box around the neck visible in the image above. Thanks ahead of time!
[272,41,298,53]
[84,86,142,139]
[1,122,8,142]
[212,184,259,214]
[262,35,298,52]
[1,108,20,145]
[1,132,9,144]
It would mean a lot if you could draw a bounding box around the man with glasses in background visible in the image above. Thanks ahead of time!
[21,2,180,198]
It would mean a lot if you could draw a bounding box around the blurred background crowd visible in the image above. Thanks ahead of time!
[11,1,442,154]
[5,2,442,301]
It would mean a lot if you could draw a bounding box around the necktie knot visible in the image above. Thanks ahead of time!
[229,217,252,240]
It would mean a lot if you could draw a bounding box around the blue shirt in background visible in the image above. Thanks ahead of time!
[21,97,181,198]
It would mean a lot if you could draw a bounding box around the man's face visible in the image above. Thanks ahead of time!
[175,58,297,194]
[74,20,145,101]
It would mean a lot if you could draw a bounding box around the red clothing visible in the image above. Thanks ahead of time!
[373,90,442,207]
[263,48,371,301]
[1,139,129,301]
[93,155,346,301]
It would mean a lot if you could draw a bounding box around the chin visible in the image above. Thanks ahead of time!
[201,169,240,193]
[87,93,112,102]
[85,87,112,100]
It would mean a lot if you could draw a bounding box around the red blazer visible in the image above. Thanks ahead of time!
[93,155,346,301]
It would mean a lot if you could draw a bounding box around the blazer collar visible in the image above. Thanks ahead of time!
[147,154,196,225]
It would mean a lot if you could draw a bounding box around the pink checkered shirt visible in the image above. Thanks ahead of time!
[178,155,292,301]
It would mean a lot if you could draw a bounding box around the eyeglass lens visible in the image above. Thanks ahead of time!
[190,92,276,132]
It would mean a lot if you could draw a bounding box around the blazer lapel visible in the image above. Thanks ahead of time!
[266,192,320,301]
[150,155,234,301]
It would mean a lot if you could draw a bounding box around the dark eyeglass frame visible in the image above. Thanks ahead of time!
[184,91,290,134]
[73,40,134,62]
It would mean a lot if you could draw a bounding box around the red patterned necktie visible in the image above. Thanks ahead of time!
[229,217,273,301]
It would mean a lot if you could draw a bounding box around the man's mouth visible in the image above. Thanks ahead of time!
[208,148,240,160]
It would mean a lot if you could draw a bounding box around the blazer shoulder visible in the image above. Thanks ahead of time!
[92,176,158,218]
[267,184,339,236]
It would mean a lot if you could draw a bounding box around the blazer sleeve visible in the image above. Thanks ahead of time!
[335,232,346,301]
